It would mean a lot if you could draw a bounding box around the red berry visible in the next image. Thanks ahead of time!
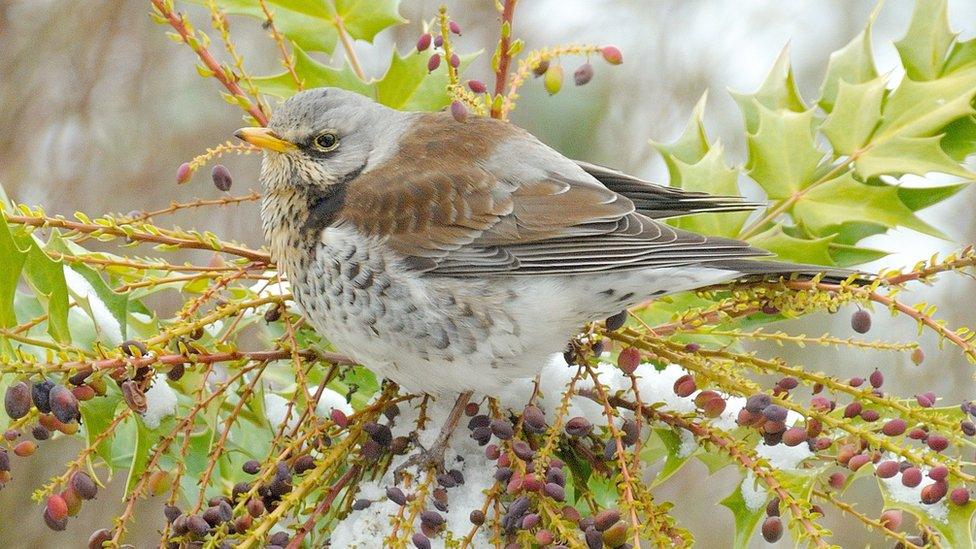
[782,427,807,447]
[175,162,193,184]
[13,440,36,457]
[449,53,460,68]
[843,402,862,418]
[761,516,783,542]
[916,392,936,408]
[434,35,444,48]
[71,472,98,500]
[880,509,902,530]
[882,418,907,436]
[950,488,970,506]
[617,347,640,374]
[848,377,864,387]
[467,79,487,93]
[869,369,883,388]
[427,54,441,72]
[48,385,79,424]
[450,100,468,123]
[417,33,432,51]
[860,409,880,422]
[673,375,697,397]
[828,472,846,489]
[929,466,948,482]
[876,460,899,479]
[902,467,923,487]
[927,434,949,452]
[848,454,871,471]
[600,45,623,65]
[4,382,32,420]
[330,409,348,428]
[46,495,68,521]
[573,63,594,86]
[851,309,872,334]
[448,20,461,35]
[921,481,948,504]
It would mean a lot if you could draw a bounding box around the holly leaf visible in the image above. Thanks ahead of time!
[80,389,123,467]
[253,45,371,98]
[196,0,404,54]
[897,183,968,211]
[877,475,976,548]
[856,135,976,181]
[22,241,70,344]
[731,45,806,133]
[876,66,976,140]
[819,4,879,111]
[793,173,945,238]
[829,243,889,267]
[720,479,767,549]
[745,104,824,199]
[821,77,885,155]
[653,92,711,184]
[374,48,477,111]
[0,218,28,330]
[748,226,835,266]
[893,0,956,81]
[945,38,976,74]
[941,115,976,161]
[123,416,154,494]
[671,144,747,238]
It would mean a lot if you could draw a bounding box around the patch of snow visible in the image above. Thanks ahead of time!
[740,471,768,511]
[677,428,698,458]
[63,267,123,344]
[142,374,177,429]
[755,440,813,470]
[264,393,299,431]
[880,469,949,523]
[314,387,353,417]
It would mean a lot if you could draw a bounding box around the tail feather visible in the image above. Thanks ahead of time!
[708,259,873,286]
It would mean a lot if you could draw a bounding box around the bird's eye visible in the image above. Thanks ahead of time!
[312,132,339,152]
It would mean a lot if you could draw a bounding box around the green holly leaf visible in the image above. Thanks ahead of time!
[80,389,122,467]
[793,173,945,238]
[748,226,835,266]
[720,478,767,549]
[856,135,976,181]
[819,5,879,111]
[646,428,697,487]
[897,183,968,211]
[945,38,976,74]
[875,66,976,140]
[893,0,956,81]
[374,48,477,111]
[941,115,976,161]
[821,77,885,155]
[829,243,888,267]
[670,144,747,238]
[123,416,154,494]
[745,104,824,199]
[196,0,404,54]
[0,218,28,330]
[253,45,371,98]
[731,45,806,133]
[653,92,711,185]
[22,240,70,344]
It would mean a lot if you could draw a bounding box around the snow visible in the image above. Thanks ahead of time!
[63,267,123,344]
[142,374,178,429]
[880,467,949,523]
[264,393,299,431]
[314,387,354,417]
[740,471,769,511]
[755,439,813,470]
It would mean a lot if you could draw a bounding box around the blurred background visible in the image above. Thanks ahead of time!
[1,0,975,546]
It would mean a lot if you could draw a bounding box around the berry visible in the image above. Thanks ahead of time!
[617,347,640,374]
[928,466,948,482]
[490,418,514,440]
[673,375,697,397]
[766,497,780,517]
[951,488,970,506]
[605,309,627,331]
[187,514,210,535]
[882,418,907,436]
[901,467,923,488]
[386,486,406,506]
[848,454,871,471]
[5,382,32,419]
[962,420,976,436]
[246,498,265,518]
[828,472,846,489]
[574,63,594,86]
[412,532,431,549]
[927,434,949,452]
[242,460,260,475]
[532,59,550,76]
[164,505,182,523]
[869,369,884,388]
[47,494,69,521]
[427,54,441,72]
[448,20,461,35]
[467,79,487,94]
[330,408,349,428]
[71,472,98,500]
[43,508,67,531]
[593,509,620,531]
[911,347,925,365]
[49,384,79,424]
[916,392,936,408]
[421,510,444,529]
[782,427,807,447]
[876,460,900,479]
[544,64,564,95]
[860,409,880,422]
[921,481,948,504]
[469,509,485,525]
[416,33,432,51]
[600,45,623,65]
[211,164,232,192]
[848,377,865,388]
[565,416,593,437]
[88,528,113,549]
[293,455,315,474]
[762,405,788,423]
[880,509,902,530]
[31,380,55,414]
[176,162,192,183]
[523,405,546,432]
[449,53,460,68]
[745,394,772,413]
[851,309,871,333]
[761,516,783,542]
[433,35,444,48]
[843,402,862,418]
[13,440,36,457]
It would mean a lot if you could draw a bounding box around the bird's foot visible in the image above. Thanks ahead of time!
[393,438,449,483]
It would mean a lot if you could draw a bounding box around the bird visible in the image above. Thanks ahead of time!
[235,87,856,475]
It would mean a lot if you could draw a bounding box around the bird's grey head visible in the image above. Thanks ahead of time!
[235,87,411,191]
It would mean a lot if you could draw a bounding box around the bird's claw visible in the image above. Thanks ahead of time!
[393,441,448,483]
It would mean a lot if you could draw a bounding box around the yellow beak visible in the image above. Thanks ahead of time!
[234,127,296,153]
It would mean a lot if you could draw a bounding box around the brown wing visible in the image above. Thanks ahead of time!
[336,112,768,276]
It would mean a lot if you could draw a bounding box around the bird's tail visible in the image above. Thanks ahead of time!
[708,259,874,286]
